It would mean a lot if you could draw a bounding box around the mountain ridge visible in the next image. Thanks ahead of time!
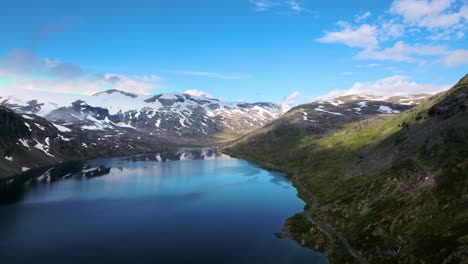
[0,89,284,138]
[0,88,432,178]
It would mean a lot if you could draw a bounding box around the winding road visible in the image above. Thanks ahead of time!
[292,176,369,264]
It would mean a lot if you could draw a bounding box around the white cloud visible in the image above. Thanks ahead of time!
[184,89,212,98]
[173,70,249,80]
[444,49,468,66]
[141,74,163,82]
[0,49,163,95]
[249,0,308,13]
[316,75,450,100]
[379,20,405,40]
[279,91,301,110]
[285,0,305,12]
[316,23,378,49]
[355,11,371,22]
[101,74,163,95]
[249,0,277,11]
[317,0,468,66]
[390,0,468,29]
[357,41,448,62]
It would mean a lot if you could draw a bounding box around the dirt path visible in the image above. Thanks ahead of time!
[293,176,369,264]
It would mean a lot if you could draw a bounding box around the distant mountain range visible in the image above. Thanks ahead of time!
[0,89,284,138]
[0,89,286,177]
[0,88,431,178]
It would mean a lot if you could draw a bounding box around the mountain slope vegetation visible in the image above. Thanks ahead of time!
[226,74,468,263]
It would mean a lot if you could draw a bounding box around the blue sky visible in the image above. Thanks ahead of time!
[0,0,467,105]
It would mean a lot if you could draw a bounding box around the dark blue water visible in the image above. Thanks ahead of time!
[0,149,328,264]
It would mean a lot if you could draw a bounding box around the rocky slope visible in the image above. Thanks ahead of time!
[225,75,468,263]
[0,106,180,177]
[0,106,59,176]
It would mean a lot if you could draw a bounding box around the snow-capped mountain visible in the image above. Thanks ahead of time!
[291,94,432,125]
[0,89,433,178]
[234,94,432,145]
[0,88,286,177]
[0,89,284,138]
[311,94,432,116]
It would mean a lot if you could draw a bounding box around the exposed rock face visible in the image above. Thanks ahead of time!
[0,106,30,139]
[0,106,58,177]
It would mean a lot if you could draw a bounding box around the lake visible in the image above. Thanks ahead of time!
[0,148,328,264]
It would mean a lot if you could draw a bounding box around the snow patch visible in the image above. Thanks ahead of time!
[328,100,344,106]
[18,139,30,149]
[58,134,71,141]
[314,108,342,116]
[53,123,71,132]
[378,105,400,114]
[358,101,367,107]
[156,154,162,162]
[35,123,46,130]
[354,101,368,114]
[34,140,55,157]
[82,167,98,173]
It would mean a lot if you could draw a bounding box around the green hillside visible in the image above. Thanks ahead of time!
[226,74,468,263]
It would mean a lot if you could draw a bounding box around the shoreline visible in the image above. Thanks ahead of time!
[224,149,368,263]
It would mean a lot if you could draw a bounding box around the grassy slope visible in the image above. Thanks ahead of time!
[226,75,468,263]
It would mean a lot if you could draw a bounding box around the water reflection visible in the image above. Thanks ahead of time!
[121,148,230,163]
[0,148,328,264]
[0,148,230,204]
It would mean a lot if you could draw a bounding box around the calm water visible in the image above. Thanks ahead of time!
[0,149,328,264]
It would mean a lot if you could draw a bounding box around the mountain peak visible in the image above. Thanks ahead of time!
[93,89,138,98]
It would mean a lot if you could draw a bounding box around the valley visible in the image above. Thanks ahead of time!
[1,75,466,264]
[2,1,467,263]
